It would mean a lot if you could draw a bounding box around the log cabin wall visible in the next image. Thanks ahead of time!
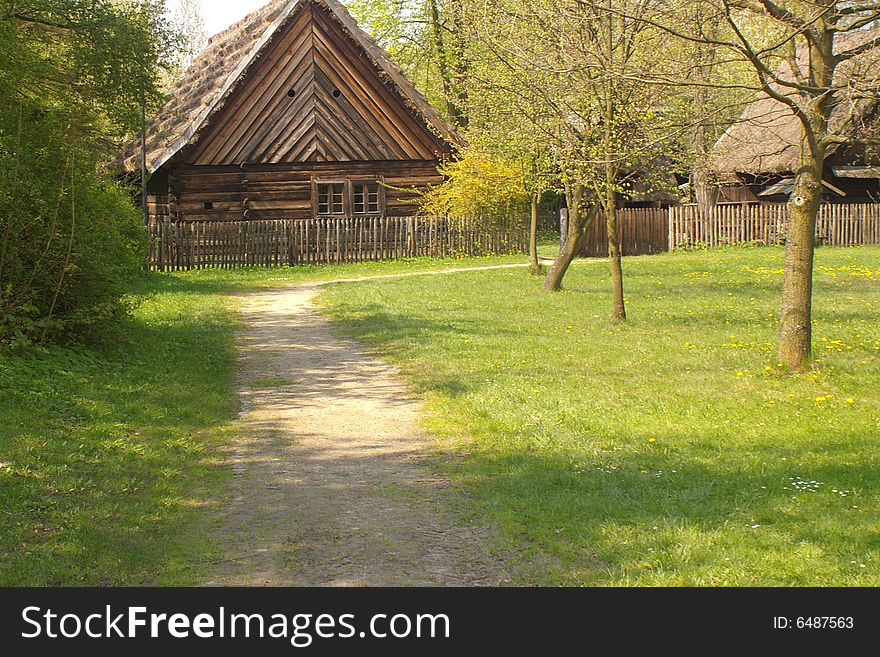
[146,169,172,224]
[164,160,443,221]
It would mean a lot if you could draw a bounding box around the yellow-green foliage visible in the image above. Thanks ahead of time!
[420,149,528,221]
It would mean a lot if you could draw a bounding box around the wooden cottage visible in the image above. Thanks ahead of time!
[119,0,463,224]
[710,29,879,204]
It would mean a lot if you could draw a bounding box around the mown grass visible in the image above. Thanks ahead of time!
[0,253,529,586]
[319,246,880,586]
[159,252,531,292]
[0,286,237,585]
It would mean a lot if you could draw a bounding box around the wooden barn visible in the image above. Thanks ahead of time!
[119,0,463,224]
[710,29,879,205]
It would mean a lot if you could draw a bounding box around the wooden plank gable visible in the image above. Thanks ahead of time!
[186,4,446,166]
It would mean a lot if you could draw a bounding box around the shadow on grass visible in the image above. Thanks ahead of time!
[449,438,879,584]
[0,281,240,586]
[130,271,252,297]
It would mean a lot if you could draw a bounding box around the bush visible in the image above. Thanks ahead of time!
[0,180,148,345]
[419,149,529,223]
[0,1,174,346]
[0,108,148,345]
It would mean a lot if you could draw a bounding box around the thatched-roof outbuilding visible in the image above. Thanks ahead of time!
[710,29,880,203]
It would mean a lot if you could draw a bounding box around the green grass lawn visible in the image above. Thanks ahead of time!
[0,279,239,585]
[0,253,528,586]
[4,246,876,586]
[318,246,880,586]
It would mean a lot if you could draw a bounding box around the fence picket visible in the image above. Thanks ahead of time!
[661,203,880,251]
[147,203,880,272]
[151,216,528,271]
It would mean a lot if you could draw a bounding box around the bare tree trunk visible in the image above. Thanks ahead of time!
[140,97,149,226]
[778,153,822,369]
[544,184,596,291]
[602,0,625,321]
[606,191,626,320]
[690,35,719,217]
[428,0,467,128]
[777,31,833,371]
[690,96,717,215]
[42,160,76,342]
[692,167,718,216]
[529,192,541,276]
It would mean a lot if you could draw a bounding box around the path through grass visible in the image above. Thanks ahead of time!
[0,254,528,585]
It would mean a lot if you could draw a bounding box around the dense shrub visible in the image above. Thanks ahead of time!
[0,101,150,345]
[419,149,529,223]
[0,1,173,345]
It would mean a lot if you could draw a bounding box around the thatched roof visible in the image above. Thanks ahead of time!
[119,0,462,173]
[711,29,879,176]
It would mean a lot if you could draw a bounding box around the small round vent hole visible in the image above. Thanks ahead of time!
[332,89,341,98]
[287,89,297,98]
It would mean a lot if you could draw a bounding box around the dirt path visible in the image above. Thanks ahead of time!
[202,264,548,587]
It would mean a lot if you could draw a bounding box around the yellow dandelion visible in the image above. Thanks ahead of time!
[846,398,855,404]
[648,438,656,443]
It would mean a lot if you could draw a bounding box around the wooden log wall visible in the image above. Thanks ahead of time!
[147,194,171,223]
[148,216,528,271]
[152,161,443,223]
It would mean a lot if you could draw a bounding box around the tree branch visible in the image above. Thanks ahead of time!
[727,0,809,31]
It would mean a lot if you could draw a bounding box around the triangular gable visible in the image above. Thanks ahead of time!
[120,0,462,173]
[188,3,444,164]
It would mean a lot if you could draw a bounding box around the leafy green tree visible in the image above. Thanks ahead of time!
[469,0,673,318]
[347,0,470,127]
[0,0,175,344]
[165,0,207,84]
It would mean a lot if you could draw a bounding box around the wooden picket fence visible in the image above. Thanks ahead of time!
[148,215,527,271]
[669,203,880,250]
[578,207,669,257]
[150,203,880,271]
[568,202,880,256]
